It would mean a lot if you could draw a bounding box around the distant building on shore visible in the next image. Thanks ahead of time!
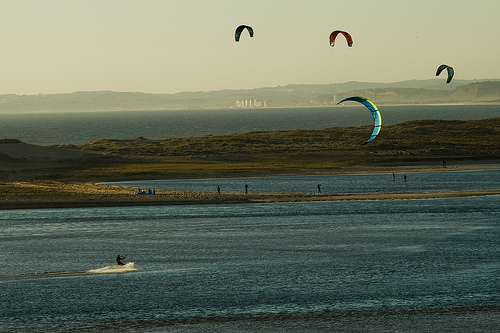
[235,99,268,108]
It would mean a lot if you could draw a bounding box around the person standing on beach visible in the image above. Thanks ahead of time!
[245,184,248,193]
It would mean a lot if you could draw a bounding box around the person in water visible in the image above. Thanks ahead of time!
[116,254,126,265]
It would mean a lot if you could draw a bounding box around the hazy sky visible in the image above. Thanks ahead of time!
[1,0,499,95]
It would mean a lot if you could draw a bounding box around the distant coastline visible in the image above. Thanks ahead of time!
[1,101,499,115]
[1,79,499,113]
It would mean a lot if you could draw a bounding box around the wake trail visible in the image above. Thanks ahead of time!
[0,262,137,281]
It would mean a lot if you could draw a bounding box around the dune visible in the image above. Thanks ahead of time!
[0,141,86,161]
[0,141,93,182]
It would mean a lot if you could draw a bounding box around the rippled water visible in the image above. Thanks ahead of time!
[1,173,499,331]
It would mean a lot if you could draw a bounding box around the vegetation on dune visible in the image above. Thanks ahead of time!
[73,118,500,158]
[60,118,500,180]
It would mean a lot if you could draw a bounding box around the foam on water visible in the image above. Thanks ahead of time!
[0,263,137,281]
[87,262,137,274]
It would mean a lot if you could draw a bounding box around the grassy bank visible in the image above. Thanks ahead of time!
[62,118,500,181]
[0,117,498,183]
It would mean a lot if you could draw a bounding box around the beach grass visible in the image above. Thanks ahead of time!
[65,117,500,181]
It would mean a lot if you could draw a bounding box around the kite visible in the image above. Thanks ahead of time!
[337,96,381,145]
[436,64,454,84]
[235,25,254,42]
[329,30,353,47]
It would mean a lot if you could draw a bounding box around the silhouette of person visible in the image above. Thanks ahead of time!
[317,184,321,194]
[245,184,248,193]
[403,174,407,182]
[443,161,447,168]
[217,185,220,194]
[392,172,396,180]
[116,255,126,266]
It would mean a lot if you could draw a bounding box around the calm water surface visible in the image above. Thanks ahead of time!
[106,168,500,195]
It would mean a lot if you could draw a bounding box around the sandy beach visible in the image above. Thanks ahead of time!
[1,177,499,210]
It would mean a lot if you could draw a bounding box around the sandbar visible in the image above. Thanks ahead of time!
[0,179,499,210]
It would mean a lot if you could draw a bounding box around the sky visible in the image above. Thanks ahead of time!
[1,0,499,95]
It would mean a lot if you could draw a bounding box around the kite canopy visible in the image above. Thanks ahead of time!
[337,96,381,145]
[436,64,454,84]
[235,25,254,42]
[329,30,353,47]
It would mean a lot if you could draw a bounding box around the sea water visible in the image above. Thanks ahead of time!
[0,104,499,145]
[1,173,499,331]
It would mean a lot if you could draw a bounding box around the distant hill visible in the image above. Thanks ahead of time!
[0,79,499,113]
[326,81,500,105]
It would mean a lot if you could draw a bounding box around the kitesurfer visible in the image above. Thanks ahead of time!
[116,254,126,266]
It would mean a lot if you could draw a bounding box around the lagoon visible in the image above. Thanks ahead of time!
[105,168,500,195]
